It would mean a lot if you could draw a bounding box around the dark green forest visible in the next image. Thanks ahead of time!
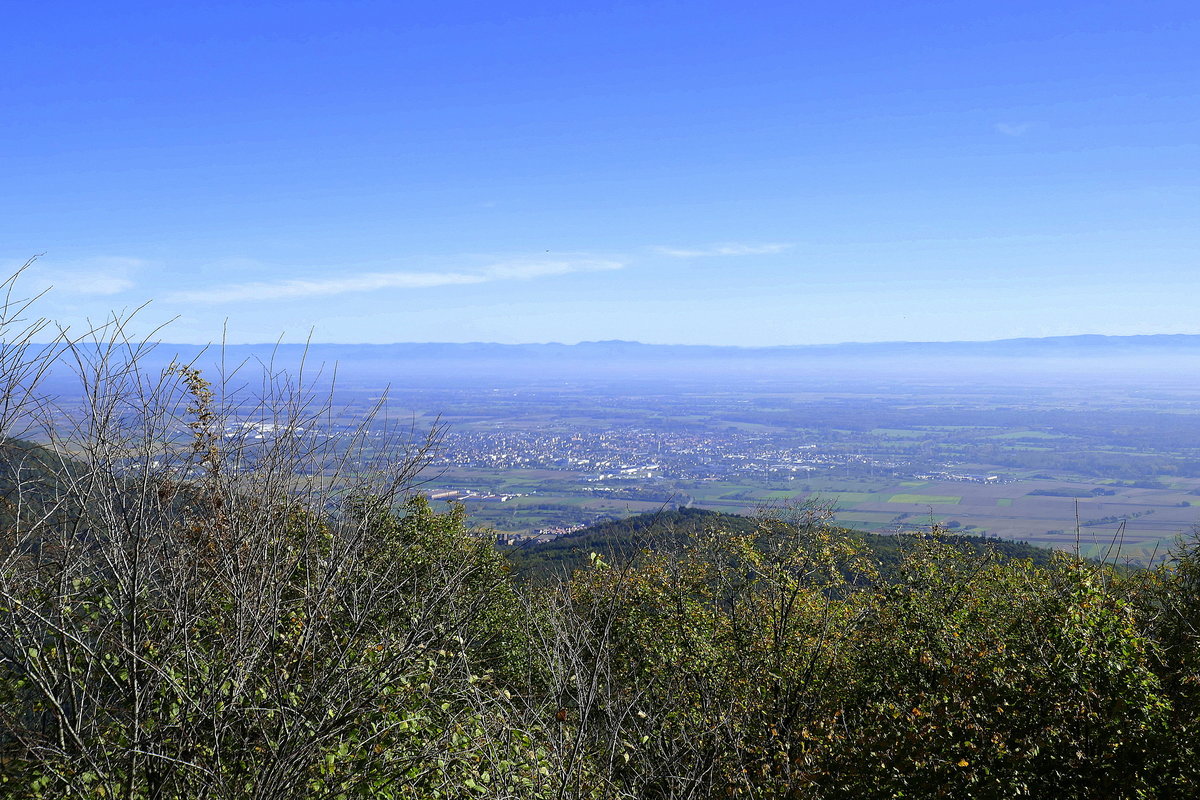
[507,507,1062,580]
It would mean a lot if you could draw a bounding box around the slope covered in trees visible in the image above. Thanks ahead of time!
[506,506,1061,579]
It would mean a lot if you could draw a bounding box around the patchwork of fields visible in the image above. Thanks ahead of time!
[810,477,1197,561]
[369,374,1200,565]
[430,467,1197,563]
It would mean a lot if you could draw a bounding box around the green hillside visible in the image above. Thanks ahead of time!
[507,506,1062,579]
[0,437,89,531]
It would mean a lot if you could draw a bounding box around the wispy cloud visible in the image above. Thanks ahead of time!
[11,256,141,295]
[995,121,1034,137]
[653,243,792,258]
[167,258,626,304]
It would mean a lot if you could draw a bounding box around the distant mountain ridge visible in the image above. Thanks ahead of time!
[37,333,1200,393]
[89,333,1200,363]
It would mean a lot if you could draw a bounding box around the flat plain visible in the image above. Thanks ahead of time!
[335,359,1200,564]
[50,343,1200,564]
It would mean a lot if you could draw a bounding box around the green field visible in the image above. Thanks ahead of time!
[887,493,963,505]
[870,428,927,439]
[987,430,1071,440]
[808,491,876,506]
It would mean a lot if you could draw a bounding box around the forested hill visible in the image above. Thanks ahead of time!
[0,438,88,527]
[506,507,1061,579]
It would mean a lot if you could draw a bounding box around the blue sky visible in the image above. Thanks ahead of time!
[3,1,1197,345]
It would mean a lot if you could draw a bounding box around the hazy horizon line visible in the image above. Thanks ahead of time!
[43,332,1200,350]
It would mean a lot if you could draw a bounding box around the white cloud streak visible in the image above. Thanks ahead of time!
[168,258,626,304]
[653,243,792,258]
[996,122,1033,137]
[11,256,142,296]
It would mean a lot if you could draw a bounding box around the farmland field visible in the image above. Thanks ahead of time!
[886,493,962,505]
[425,465,1199,563]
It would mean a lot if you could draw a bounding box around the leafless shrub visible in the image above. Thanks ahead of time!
[0,266,545,799]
